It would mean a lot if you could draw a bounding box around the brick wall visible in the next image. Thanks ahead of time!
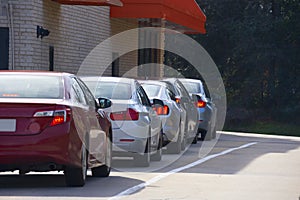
[0,0,111,75]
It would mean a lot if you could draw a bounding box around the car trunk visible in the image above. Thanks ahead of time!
[0,99,64,136]
[106,99,138,129]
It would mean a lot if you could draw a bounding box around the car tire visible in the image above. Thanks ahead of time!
[192,133,198,144]
[180,122,187,151]
[181,135,187,151]
[211,127,217,139]
[166,131,181,154]
[204,128,212,141]
[206,121,215,141]
[200,121,213,141]
[151,135,162,161]
[92,135,112,177]
[64,146,87,187]
[134,139,150,167]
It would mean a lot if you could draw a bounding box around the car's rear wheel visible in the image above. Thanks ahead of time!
[151,134,163,161]
[180,121,187,150]
[211,126,217,139]
[192,133,198,144]
[134,139,150,167]
[181,135,187,151]
[167,130,181,154]
[200,131,212,141]
[64,146,87,187]
[92,135,112,177]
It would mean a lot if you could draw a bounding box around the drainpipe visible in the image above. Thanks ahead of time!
[6,2,14,70]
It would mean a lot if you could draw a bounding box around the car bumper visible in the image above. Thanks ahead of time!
[197,107,211,132]
[112,122,149,155]
[0,123,82,172]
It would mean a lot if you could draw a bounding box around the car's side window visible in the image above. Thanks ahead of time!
[136,90,143,105]
[166,88,176,102]
[176,81,190,99]
[71,78,87,105]
[175,82,183,97]
[70,86,81,104]
[141,86,151,107]
[166,83,178,96]
[77,78,96,108]
[202,83,211,99]
[137,86,151,107]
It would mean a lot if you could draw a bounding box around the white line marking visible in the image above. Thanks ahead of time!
[109,142,257,200]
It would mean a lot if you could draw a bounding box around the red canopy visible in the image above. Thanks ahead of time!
[52,0,123,6]
[111,0,206,34]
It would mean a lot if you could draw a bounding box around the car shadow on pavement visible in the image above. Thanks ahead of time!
[0,174,144,198]
[178,132,300,175]
[110,132,300,175]
[0,132,299,198]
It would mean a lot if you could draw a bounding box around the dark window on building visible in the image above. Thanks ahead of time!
[112,52,119,77]
[0,27,9,70]
[49,46,54,71]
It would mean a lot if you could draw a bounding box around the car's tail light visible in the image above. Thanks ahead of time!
[110,108,139,121]
[196,100,206,108]
[50,109,71,126]
[34,107,72,126]
[175,97,181,104]
[153,105,169,115]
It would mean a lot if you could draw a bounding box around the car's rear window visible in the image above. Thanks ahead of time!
[142,84,161,98]
[84,81,132,100]
[180,81,200,94]
[0,74,62,99]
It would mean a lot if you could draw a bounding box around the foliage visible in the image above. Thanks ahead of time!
[224,120,300,137]
[166,0,300,124]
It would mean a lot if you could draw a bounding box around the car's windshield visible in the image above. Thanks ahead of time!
[0,75,62,99]
[142,84,161,98]
[84,81,132,100]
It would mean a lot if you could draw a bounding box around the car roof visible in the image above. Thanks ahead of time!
[0,70,73,77]
[81,76,135,85]
[179,78,203,83]
[163,78,177,83]
[139,80,168,87]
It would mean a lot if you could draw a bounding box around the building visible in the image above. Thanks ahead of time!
[0,0,206,78]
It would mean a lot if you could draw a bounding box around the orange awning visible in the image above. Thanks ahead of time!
[52,0,123,6]
[110,0,206,34]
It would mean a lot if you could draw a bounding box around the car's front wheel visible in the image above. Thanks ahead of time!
[64,146,87,187]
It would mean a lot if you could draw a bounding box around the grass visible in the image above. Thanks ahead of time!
[223,121,300,137]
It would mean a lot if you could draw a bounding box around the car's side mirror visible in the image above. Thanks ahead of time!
[192,94,200,102]
[97,98,112,109]
[152,98,164,107]
[192,93,209,105]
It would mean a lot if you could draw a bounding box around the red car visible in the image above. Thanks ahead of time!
[0,71,112,187]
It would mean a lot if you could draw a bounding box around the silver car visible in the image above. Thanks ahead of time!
[162,78,199,144]
[81,77,163,167]
[179,78,217,140]
[140,80,186,154]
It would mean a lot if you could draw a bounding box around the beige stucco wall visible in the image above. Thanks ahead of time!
[110,18,139,78]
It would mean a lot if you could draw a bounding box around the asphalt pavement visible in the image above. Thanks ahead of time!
[0,131,299,200]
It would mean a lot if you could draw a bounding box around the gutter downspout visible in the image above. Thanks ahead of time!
[6,3,14,70]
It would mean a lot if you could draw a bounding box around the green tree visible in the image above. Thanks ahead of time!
[166,0,300,123]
